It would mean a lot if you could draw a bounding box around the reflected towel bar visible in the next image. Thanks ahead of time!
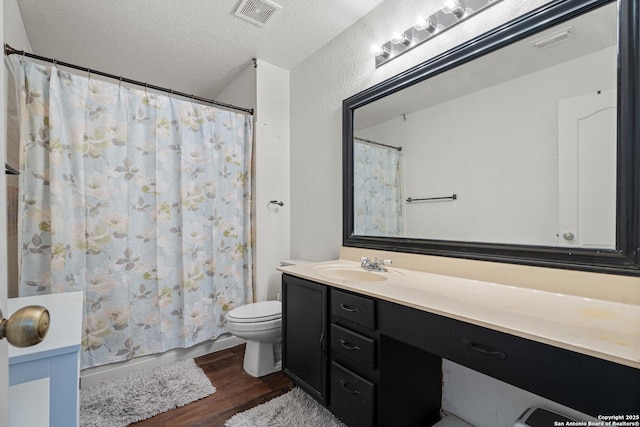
[406,194,457,203]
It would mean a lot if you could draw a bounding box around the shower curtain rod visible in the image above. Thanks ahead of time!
[354,136,402,151]
[4,44,254,115]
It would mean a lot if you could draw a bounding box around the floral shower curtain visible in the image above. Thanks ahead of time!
[353,140,403,236]
[12,57,253,368]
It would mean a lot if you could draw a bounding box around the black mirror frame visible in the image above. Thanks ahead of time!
[343,0,640,276]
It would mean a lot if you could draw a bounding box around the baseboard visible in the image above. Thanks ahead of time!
[80,334,245,388]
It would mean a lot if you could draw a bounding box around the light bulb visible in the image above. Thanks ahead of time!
[414,17,435,33]
[371,44,390,58]
[442,0,465,18]
[390,32,411,46]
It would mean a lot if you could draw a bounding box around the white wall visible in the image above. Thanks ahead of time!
[357,46,616,246]
[290,0,553,261]
[3,0,31,52]
[218,60,290,302]
[216,61,257,112]
[442,361,600,427]
[254,60,290,301]
[289,0,603,424]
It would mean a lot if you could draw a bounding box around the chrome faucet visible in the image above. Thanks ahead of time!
[360,257,391,272]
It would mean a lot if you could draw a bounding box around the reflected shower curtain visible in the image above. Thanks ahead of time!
[353,140,403,236]
[13,58,253,368]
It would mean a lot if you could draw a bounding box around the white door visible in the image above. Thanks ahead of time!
[558,89,617,249]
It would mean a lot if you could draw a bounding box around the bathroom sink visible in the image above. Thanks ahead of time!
[314,266,395,282]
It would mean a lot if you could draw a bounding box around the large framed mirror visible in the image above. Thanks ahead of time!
[343,0,640,275]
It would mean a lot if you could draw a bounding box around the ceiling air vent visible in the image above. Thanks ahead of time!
[233,0,281,27]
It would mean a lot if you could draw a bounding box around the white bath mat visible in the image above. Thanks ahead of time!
[80,358,216,427]
[225,387,345,427]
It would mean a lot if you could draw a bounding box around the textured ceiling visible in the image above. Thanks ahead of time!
[14,0,385,98]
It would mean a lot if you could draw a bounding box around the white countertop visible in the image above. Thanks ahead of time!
[8,292,84,361]
[278,260,640,369]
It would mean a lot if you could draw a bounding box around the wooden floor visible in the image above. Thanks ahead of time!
[131,344,293,427]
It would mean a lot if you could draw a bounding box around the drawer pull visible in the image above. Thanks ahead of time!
[462,339,507,359]
[339,339,361,352]
[339,379,361,395]
[340,303,361,314]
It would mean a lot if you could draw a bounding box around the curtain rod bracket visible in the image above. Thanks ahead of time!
[4,44,19,56]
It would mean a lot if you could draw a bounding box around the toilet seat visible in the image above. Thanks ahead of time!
[227,301,281,323]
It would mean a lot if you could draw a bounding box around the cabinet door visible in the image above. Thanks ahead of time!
[282,275,328,404]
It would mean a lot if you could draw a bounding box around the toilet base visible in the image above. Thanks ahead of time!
[242,340,281,377]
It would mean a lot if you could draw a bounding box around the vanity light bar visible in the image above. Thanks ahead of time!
[373,0,503,68]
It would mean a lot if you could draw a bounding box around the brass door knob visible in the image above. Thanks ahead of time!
[0,305,50,347]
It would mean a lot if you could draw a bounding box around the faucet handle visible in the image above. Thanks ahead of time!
[382,259,392,266]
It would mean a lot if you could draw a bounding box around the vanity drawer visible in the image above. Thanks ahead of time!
[331,290,375,330]
[379,299,640,416]
[330,362,375,427]
[331,324,376,371]
[449,320,640,415]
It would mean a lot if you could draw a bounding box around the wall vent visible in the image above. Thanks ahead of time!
[531,27,572,49]
[233,0,281,27]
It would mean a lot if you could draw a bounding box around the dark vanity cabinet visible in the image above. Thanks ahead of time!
[329,289,378,426]
[282,274,640,426]
[282,274,328,404]
[329,288,442,427]
[283,274,442,426]
[377,301,640,417]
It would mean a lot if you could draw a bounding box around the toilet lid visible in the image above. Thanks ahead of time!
[227,301,282,323]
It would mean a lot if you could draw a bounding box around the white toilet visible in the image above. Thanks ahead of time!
[226,300,282,377]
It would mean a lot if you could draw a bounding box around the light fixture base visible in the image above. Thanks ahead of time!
[375,0,502,68]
